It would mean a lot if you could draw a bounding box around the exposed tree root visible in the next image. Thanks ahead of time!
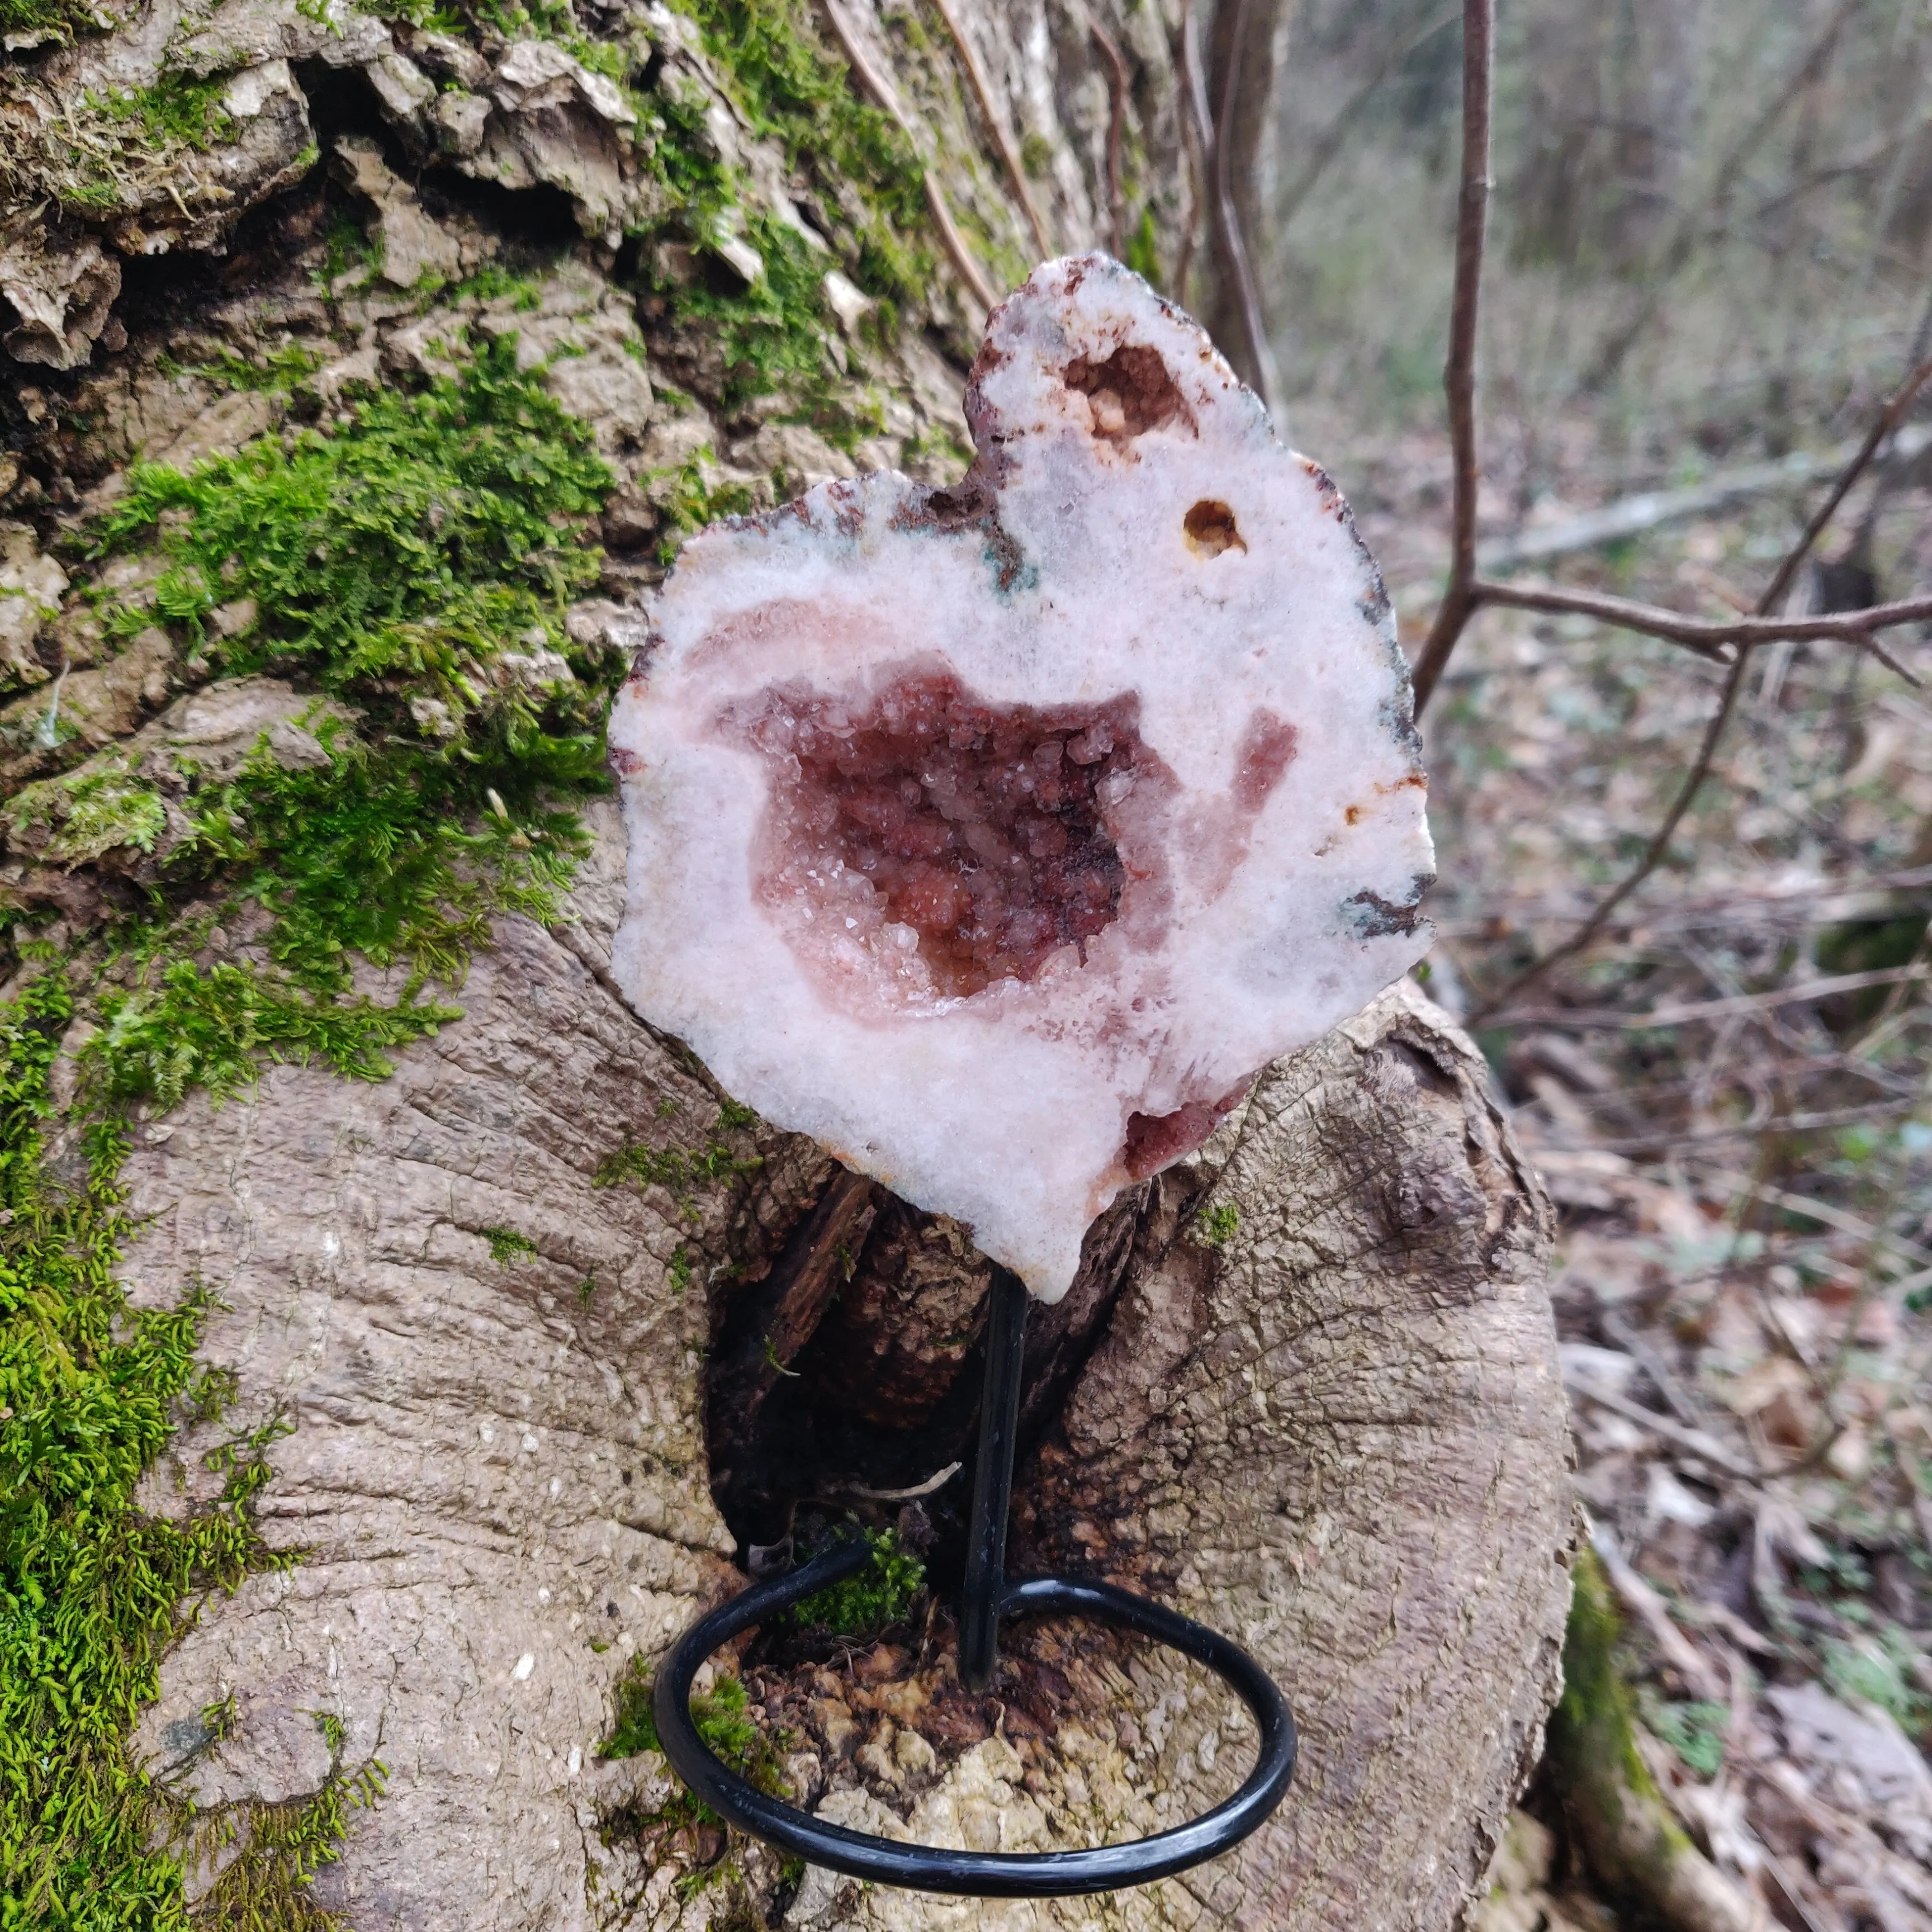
[1547,1549,1760,1932]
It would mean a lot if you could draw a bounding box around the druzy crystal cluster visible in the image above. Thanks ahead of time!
[610,255,1435,1300]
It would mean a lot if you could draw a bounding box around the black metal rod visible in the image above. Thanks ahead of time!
[647,1257,1298,1896]
[960,1263,1029,1691]
[651,1540,1297,1896]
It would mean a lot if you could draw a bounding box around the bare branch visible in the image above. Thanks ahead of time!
[1470,652,1751,1020]
[1486,963,1930,1033]
[1584,0,1864,389]
[1475,441,1897,577]
[1408,0,1496,719]
[1583,1094,1931,1156]
[1589,1524,1734,1697]
[1175,0,1214,301]
[929,0,1053,261]
[1276,3,1460,234]
[1564,1375,1763,1480]
[1466,343,1932,1020]
[1434,863,1932,940]
[1471,579,1932,670]
[1755,349,1932,613]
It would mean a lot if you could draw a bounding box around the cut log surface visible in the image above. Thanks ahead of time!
[117,808,1570,1929]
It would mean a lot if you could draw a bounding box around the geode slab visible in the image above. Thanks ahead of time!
[609,254,1434,1300]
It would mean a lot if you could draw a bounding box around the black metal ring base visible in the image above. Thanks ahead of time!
[651,1538,1298,1898]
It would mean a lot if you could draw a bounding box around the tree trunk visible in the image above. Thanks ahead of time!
[0,0,1571,1925]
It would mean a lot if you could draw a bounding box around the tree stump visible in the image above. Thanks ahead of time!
[114,811,1570,1927]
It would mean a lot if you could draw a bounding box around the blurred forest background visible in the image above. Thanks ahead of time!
[1260,4,1932,1929]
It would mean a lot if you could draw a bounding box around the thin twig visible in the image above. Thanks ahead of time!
[1475,439,1908,577]
[1688,1168,1932,1270]
[1467,339,1932,1017]
[817,0,1000,314]
[1408,0,1496,718]
[1585,0,1863,389]
[927,0,1052,259]
[1848,284,1932,560]
[1470,579,1932,669]
[1276,3,1461,233]
[1601,1306,1706,1427]
[1563,1373,1763,1479]
[1590,1521,1731,1701]
[1437,863,1932,936]
[844,1461,963,1502]
[1089,15,1129,262]
[1472,652,1751,1020]
[1583,1100,1923,1156]
[1755,349,1932,613]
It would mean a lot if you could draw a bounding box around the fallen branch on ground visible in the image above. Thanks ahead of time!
[1488,962,1929,1031]
[1474,435,1926,576]
[1561,1372,1763,1480]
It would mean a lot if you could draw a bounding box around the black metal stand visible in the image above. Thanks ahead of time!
[652,1267,1296,1897]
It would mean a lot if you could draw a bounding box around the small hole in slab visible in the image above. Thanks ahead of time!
[1183,499,1246,557]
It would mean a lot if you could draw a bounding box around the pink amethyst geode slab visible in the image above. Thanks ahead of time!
[609,254,1434,1301]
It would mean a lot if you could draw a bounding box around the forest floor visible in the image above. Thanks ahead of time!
[1315,381,1932,1932]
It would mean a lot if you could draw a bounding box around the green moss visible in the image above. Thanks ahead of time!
[637,215,891,457]
[665,0,929,305]
[376,0,934,438]
[92,73,234,153]
[1,335,623,1920]
[1639,1691,1729,1778]
[1124,206,1161,287]
[600,1664,788,1826]
[480,1226,539,1266]
[1822,1629,1932,1734]
[7,757,167,868]
[85,962,460,1114]
[0,0,100,46]
[594,1107,763,1200]
[171,1723,388,1929]
[157,345,326,394]
[0,980,296,1924]
[20,70,245,216]
[179,731,595,998]
[96,334,612,742]
[648,448,761,565]
[1195,1201,1240,1247]
[1547,1547,1703,1905]
[899,420,970,474]
[790,1529,925,1638]
[605,0,937,438]
[1550,1547,1652,1794]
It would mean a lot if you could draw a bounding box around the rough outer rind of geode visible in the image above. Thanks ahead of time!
[609,254,1434,1301]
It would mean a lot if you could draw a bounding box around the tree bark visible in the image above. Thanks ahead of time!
[0,0,1571,1924]
[115,818,1570,1930]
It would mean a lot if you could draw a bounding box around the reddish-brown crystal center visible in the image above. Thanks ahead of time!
[736,674,1144,1000]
